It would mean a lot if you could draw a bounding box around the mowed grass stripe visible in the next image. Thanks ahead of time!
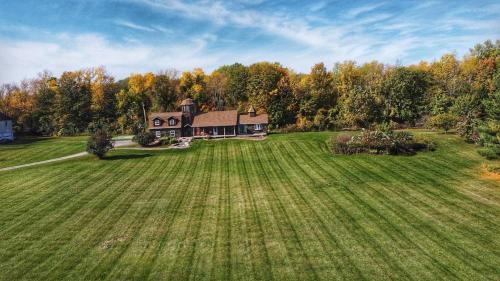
[244,143,309,280]
[102,152,188,280]
[137,151,200,281]
[163,145,214,280]
[0,162,88,226]
[0,159,123,260]
[293,142,451,280]
[280,141,408,280]
[354,157,500,249]
[264,142,351,280]
[145,147,206,280]
[0,132,498,281]
[3,155,155,280]
[235,142,274,281]
[277,143,374,279]
[28,154,171,280]
[379,154,500,229]
[302,143,496,280]
[259,142,353,279]
[76,153,178,281]
[42,153,164,280]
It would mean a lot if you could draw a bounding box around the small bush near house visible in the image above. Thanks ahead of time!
[86,120,114,159]
[133,130,156,147]
[330,130,435,156]
[160,136,178,146]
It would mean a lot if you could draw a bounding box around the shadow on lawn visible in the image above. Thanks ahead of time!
[103,153,152,160]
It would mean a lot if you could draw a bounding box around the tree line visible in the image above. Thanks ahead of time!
[1,40,498,152]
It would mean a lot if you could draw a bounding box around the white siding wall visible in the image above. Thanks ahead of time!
[0,120,14,141]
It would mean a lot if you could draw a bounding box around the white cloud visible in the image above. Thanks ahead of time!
[114,20,156,32]
[344,2,386,18]
[0,33,222,84]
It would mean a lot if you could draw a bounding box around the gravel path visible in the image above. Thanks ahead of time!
[0,152,88,172]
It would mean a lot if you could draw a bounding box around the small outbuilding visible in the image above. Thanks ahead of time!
[0,112,14,142]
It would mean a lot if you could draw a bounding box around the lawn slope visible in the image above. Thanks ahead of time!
[0,132,498,280]
[0,136,86,168]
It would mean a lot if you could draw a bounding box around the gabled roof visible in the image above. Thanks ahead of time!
[0,112,11,121]
[239,113,269,125]
[192,110,238,127]
[148,112,183,129]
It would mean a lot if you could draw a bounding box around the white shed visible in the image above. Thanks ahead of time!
[0,112,14,142]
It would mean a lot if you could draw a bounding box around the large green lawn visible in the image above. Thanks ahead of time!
[0,132,498,280]
[0,136,86,168]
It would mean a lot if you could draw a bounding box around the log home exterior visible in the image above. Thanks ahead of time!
[148,99,268,138]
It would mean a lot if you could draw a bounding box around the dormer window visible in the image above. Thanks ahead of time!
[154,119,161,126]
[169,119,176,126]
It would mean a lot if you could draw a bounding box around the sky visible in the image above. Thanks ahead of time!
[0,0,499,84]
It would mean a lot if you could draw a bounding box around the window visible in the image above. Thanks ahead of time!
[169,119,176,126]
[170,130,176,137]
[154,119,160,126]
[155,131,161,138]
[255,124,263,130]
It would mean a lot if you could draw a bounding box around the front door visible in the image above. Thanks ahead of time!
[213,127,218,135]
[183,125,192,137]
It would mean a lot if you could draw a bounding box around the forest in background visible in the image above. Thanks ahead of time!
[1,40,498,156]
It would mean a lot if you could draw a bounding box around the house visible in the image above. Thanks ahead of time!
[148,98,268,138]
[0,112,14,142]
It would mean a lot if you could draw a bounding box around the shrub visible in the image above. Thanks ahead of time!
[160,136,178,145]
[86,120,114,159]
[330,130,434,156]
[426,113,458,133]
[456,117,480,143]
[477,120,500,160]
[133,130,156,147]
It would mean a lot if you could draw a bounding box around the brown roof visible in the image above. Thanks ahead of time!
[192,110,238,127]
[180,98,194,106]
[239,113,269,125]
[148,112,183,129]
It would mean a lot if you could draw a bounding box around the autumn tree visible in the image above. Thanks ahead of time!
[216,63,249,108]
[32,76,58,135]
[267,75,294,128]
[382,67,429,125]
[89,67,118,123]
[207,71,227,111]
[153,71,178,112]
[247,62,286,112]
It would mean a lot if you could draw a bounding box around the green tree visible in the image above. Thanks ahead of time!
[153,72,177,112]
[86,120,114,159]
[216,63,249,108]
[382,67,429,125]
[32,77,57,135]
[267,75,294,128]
[56,71,92,135]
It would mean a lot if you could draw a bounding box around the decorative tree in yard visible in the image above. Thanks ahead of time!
[86,120,114,159]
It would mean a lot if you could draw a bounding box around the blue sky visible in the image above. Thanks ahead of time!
[0,0,499,83]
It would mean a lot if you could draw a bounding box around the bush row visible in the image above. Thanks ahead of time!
[330,130,435,156]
